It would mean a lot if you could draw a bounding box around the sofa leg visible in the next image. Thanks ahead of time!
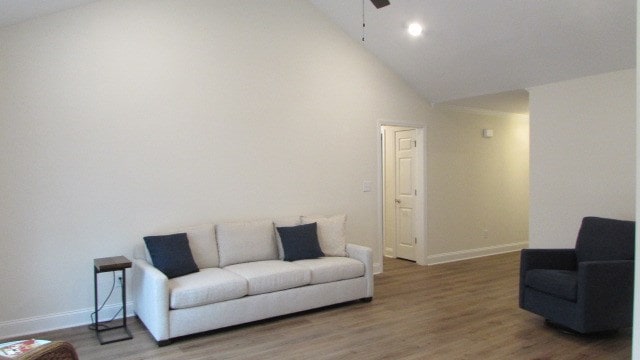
[360,297,373,303]
[157,339,172,347]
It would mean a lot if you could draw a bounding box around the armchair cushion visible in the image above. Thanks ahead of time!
[525,269,577,302]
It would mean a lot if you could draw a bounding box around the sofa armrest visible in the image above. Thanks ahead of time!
[132,258,170,342]
[346,243,373,298]
[519,249,576,307]
[578,260,634,330]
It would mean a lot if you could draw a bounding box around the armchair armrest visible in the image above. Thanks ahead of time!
[132,258,170,342]
[519,249,576,307]
[346,243,374,298]
[520,249,577,272]
[578,260,634,330]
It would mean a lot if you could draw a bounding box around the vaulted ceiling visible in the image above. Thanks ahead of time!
[1,0,635,114]
[310,0,636,114]
[0,0,96,26]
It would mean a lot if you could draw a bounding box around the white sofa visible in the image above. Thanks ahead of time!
[132,215,373,345]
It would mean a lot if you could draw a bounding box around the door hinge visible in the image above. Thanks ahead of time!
[413,140,417,147]
[414,189,417,196]
[415,237,417,244]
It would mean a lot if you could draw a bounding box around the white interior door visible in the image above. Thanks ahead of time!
[394,129,416,261]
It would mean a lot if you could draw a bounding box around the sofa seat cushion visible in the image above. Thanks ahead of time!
[224,260,311,295]
[294,257,365,285]
[525,269,578,302]
[169,268,248,309]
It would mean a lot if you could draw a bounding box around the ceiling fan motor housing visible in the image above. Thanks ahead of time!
[371,0,390,9]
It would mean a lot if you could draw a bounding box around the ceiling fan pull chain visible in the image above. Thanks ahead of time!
[362,0,366,42]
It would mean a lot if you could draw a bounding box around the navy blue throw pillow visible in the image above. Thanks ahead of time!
[143,233,199,279]
[277,223,325,261]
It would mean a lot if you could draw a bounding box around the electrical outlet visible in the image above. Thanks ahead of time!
[362,180,372,192]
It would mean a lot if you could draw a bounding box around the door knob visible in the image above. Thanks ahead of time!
[395,199,401,204]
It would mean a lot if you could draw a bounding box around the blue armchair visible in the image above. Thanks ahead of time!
[519,216,634,333]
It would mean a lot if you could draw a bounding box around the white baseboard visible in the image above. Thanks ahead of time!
[373,262,382,274]
[0,302,134,340]
[426,242,527,265]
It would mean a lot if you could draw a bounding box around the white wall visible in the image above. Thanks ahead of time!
[0,0,436,336]
[529,69,636,248]
[426,107,530,263]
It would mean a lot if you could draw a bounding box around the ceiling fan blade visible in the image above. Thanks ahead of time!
[370,0,390,9]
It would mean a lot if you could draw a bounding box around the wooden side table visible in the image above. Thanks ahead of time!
[93,256,133,345]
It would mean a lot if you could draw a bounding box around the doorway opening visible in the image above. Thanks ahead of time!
[379,124,426,270]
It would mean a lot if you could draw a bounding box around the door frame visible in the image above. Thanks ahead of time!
[376,120,427,272]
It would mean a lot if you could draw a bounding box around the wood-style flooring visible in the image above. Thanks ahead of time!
[3,252,631,359]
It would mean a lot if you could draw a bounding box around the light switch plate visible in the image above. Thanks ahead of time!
[483,129,494,138]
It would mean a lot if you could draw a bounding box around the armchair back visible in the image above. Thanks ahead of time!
[575,217,634,263]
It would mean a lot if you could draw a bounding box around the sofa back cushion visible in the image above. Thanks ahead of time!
[180,223,219,268]
[216,220,278,267]
[575,216,635,262]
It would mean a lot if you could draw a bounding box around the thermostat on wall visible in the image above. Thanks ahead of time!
[482,129,494,138]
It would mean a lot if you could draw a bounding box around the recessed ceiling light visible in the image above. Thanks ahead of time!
[407,23,423,37]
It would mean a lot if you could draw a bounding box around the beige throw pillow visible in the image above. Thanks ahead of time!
[301,214,347,257]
